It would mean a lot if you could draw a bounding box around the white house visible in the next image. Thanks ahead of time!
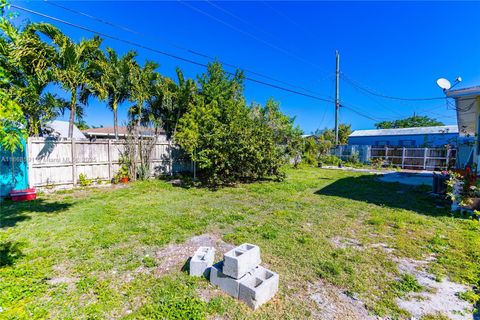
[446,86,480,170]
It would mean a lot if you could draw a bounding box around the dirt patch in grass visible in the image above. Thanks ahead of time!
[330,236,364,250]
[308,279,375,320]
[154,233,234,276]
[395,257,473,320]
[46,263,79,291]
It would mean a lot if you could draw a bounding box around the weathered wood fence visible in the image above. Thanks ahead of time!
[27,138,191,188]
[331,145,456,170]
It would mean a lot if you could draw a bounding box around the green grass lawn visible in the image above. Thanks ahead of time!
[1,168,479,319]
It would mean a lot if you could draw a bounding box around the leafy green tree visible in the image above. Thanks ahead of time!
[33,23,104,138]
[176,62,300,185]
[375,115,444,129]
[97,48,136,139]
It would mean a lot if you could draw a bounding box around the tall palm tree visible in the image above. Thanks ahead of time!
[142,68,196,140]
[128,60,159,131]
[33,23,105,138]
[97,48,136,139]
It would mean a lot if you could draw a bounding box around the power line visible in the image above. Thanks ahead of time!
[341,72,446,101]
[177,0,325,71]
[11,4,335,104]
[43,0,322,95]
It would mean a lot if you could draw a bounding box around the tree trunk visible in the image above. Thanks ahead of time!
[113,100,118,140]
[11,150,16,190]
[68,88,77,139]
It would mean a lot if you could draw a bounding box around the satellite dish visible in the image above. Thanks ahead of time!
[436,78,451,90]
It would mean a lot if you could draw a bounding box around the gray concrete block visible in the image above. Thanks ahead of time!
[238,266,279,310]
[223,243,261,279]
[189,246,215,277]
[210,261,252,298]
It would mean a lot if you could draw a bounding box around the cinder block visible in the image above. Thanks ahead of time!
[210,261,252,298]
[189,246,215,277]
[223,243,261,279]
[238,266,279,310]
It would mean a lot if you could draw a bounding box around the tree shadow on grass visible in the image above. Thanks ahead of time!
[0,199,72,229]
[315,174,451,217]
[0,241,24,267]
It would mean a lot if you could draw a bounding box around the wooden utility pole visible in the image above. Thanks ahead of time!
[334,50,340,145]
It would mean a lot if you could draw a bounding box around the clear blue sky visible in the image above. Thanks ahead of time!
[12,1,480,133]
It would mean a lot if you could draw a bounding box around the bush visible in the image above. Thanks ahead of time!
[318,154,342,166]
[78,173,93,187]
[175,62,302,186]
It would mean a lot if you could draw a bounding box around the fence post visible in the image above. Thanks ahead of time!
[168,140,173,175]
[71,139,77,186]
[402,147,405,169]
[27,137,33,188]
[423,147,428,170]
[445,149,450,170]
[107,139,112,182]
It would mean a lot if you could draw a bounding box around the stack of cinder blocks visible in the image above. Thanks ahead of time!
[189,243,279,310]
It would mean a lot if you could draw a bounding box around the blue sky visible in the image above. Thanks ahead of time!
[12,1,480,133]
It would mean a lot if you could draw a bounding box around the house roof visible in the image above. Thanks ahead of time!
[45,120,86,139]
[445,86,480,99]
[349,125,458,138]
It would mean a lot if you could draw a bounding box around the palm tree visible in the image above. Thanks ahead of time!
[142,68,196,140]
[0,21,65,135]
[128,60,159,130]
[33,23,105,138]
[97,48,136,139]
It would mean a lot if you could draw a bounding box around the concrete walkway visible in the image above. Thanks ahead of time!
[321,166,433,187]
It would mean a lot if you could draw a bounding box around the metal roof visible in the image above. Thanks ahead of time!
[445,86,480,99]
[349,125,458,137]
[45,120,86,139]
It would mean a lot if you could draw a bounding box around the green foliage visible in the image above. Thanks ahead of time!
[32,23,104,138]
[78,173,93,187]
[302,137,318,165]
[0,89,26,153]
[175,62,301,185]
[375,115,444,129]
[392,274,423,296]
[318,154,342,166]
[140,276,205,319]
[458,290,479,304]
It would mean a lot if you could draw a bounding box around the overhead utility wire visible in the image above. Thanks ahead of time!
[12,4,334,104]
[177,0,325,71]
[341,72,446,101]
[43,0,321,95]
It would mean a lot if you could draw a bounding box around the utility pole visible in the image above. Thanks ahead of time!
[334,50,340,146]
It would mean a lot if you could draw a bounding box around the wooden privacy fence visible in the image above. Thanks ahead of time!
[27,138,191,188]
[331,145,456,170]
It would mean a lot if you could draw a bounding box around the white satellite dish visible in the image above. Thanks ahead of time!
[436,78,451,91]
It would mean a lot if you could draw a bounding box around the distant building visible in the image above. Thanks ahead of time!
[82,126,167,141]
[43,120,86,139]
[348,125,458,147]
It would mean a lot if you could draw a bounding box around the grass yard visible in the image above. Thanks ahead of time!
[1,167,479,319]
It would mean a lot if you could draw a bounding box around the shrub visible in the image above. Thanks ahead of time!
[392,273,423,296]
[78,173,93,187]
[175,62,302,186]
[318,154,342,166]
